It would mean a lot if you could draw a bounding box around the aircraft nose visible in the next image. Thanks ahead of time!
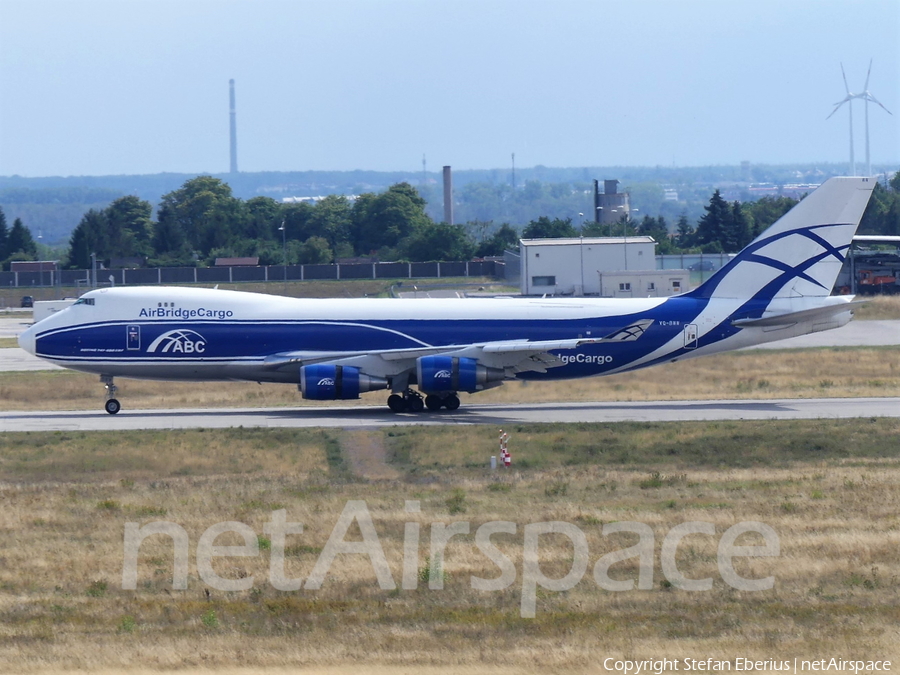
[18,325,36,355]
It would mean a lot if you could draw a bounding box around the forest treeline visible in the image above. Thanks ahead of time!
[0,172,898,270]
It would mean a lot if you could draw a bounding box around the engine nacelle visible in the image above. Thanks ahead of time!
[416,355,504,394]
[299,364,388,400]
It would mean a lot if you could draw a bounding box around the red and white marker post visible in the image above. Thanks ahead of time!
[499,429,511,467]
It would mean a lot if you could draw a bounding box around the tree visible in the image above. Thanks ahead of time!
[403,223,475,262]
[297,236,333,264]
[66,197,153,267]
[309,194,352,253]
[694,190,730,252]
[281,201,316,243]
[67,210,108,269]
[6,218,38,260]
[744,196,797,239]
[675,213,694,249]
[0,207,8,262]
[475,223,519,257]
[104,196,153,258]
[522,216,577,239]
[245,196,281,241]
[890,171,900,193]
[157,176,243,256]
[726,202,751,251]
[637,215,676,254]
[350,183,431,255]
[150,204,192,265]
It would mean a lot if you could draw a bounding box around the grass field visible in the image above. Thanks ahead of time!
[3,345,899,412]
[1,421,900,672]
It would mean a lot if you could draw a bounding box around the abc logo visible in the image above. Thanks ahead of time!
[146,330,207,354]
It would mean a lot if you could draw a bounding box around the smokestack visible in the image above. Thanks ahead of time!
[229,79,238,174]
[442,166,453,224]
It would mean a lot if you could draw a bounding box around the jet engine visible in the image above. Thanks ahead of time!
[416,355,504,394]
[300,364,388,400]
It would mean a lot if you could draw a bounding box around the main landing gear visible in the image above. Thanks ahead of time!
[387,390,460,413]
[101,375,121,415]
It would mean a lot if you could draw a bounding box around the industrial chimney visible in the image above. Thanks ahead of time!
[442,166,453,224]
[229,79,238,174]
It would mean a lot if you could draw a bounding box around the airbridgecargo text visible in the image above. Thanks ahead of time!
[139,307,234,319]
[560,353,614,365]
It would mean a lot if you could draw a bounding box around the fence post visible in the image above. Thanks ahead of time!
[158,268,162,284]
[337,264,341,280]
[372,263,376,280]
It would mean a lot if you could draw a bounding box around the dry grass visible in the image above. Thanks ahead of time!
[3,346,899,412]
[853,295,900,320]
[2,422,900,671]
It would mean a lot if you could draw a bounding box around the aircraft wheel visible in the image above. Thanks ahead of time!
[424,395,443,411]
[387,394,407,413]
[408,395,425,413]
[105,398,121,415]
[443,394,461,411]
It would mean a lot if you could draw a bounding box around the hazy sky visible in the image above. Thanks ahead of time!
[0,0,898,177]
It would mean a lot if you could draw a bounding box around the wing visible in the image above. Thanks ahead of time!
[262,319,655,378]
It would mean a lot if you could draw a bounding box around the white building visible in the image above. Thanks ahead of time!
[520,237,658,296]
[598,269,689,298]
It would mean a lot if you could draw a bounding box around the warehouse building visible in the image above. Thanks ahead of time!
[519,237,688,297]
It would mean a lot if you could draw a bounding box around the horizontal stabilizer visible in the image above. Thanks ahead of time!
[731,301,865,328]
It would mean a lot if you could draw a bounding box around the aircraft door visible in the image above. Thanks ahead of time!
[683,324,698,350]
[126,325,141,351]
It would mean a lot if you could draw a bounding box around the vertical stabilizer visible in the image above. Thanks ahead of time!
[690,177,875,300]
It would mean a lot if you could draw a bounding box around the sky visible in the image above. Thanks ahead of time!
[0,0,898,177]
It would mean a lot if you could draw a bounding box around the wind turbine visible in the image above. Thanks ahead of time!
[827,61,892,176]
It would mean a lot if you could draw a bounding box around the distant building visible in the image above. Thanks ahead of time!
[595,179,632,227]
[520,237,658,296]
[10,261,58,273]
[214,257,259,267]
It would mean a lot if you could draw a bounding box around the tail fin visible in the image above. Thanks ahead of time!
[689,177,876,300]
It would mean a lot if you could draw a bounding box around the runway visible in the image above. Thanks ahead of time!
[2,397,899,432]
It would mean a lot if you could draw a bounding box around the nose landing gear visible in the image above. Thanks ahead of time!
[101,375,121,415]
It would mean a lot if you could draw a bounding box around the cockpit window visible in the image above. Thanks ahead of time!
[74,298,95,306]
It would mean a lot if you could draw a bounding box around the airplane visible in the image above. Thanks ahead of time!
[18,176,875,415]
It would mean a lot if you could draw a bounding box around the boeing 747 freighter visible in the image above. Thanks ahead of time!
[18,177,875,414]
